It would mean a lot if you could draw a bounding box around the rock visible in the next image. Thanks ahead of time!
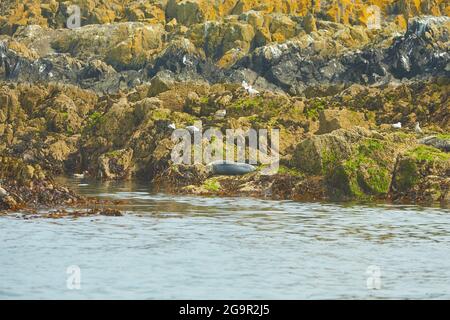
[0,194,17,210]
[326,137,399,199]
[52,22,165,70]
[149,72,176,96]
[317,108,370,134]
[166,0,206,26]
[387,16,450,78]
[293,128,408,200]
[0,156,84,211]
[0,186,7,198]
[152,164,209,191]
[98,149,134,180]
[293,128,357,175]
[47,140,71,162]
[392,145,450,203]
[304,12,317,34]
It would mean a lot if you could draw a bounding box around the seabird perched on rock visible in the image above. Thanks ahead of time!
[247,86,259,96]
[182,55,193,67]
[414,122,423,134]
[241,80,259,96]
[168,123,176,130]
[392,122,402,129]
[186,125,200,133]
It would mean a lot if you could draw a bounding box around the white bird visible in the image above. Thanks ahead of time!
[186,125,200,133]
[247,86,260,96]
[0,186,8,198]
[414,122,422,134]
[392,122,402,129]
[168,123,176,130]
[241,80,259,96]
[241,80,250,90]
[182,55,193,67]
[215,109,226,118]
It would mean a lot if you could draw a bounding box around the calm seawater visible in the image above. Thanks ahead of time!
[0,178,449,299]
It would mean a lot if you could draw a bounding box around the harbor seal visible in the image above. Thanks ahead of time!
[207,160,256,175]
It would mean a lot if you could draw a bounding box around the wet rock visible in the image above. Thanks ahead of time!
[153,164,209,191]
[391,145,450,204]
[293,128,413,200]
[326,137,400,200]
[36,208,123,219]
[0,156,84,212]
[98,149,134,180]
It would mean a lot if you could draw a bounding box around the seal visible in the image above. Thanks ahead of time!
[208,160,256,175]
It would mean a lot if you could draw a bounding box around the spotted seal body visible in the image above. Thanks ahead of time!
[208,160,256,175]
[419,136,450,152]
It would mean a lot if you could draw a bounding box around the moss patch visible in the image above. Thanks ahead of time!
[277,165,304,177]
[394,158,419,191]
[203,178,221,192]
[407,145,450,162]
[86,111,103,130]
[436,133,450,140]
[305,98,326,119]
[326,138,392,199]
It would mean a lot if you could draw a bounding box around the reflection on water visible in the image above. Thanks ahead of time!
[0,178,449,299]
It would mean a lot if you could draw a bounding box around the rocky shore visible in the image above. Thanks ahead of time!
[0,0,449,213]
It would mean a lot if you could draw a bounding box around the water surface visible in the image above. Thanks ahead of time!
[1,179,449,299]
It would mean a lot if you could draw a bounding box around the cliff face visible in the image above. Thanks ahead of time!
[0,1,448,93]
[0,1,449,208]
[0,0,448,32]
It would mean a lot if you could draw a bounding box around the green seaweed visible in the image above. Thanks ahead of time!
[436,133,450,140]
[394,158,419,191]
[203,178,221,192]
[277,165,304,177]
[407,145,450,162]
[305,99,326,119]
[86,111,103,130]
[326,138,392,199]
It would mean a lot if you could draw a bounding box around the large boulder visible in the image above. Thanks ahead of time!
[293,127,414,200]
[326,137,399,199]
[98,148,134,180]
[52,22,165,70]
[292,127,369,175]
[391,145,450,203]
[166,0,207,26]
[317,108,370,134]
